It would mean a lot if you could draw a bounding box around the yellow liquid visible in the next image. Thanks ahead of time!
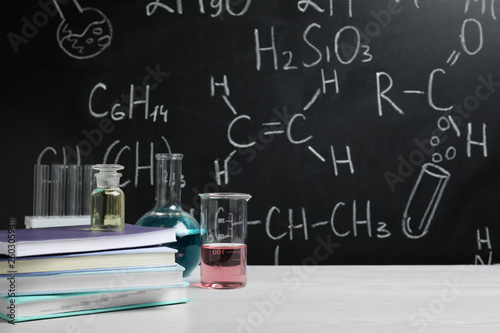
[91,188,125,231]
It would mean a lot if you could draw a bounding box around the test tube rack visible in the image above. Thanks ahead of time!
[25,164,95,228]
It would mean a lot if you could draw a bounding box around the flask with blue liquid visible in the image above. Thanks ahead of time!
[135,153,200,276]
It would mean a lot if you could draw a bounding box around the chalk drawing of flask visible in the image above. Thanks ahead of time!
[402,163,450,239]
[53,0,113,59]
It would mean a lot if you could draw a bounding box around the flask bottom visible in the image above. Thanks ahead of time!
[172,232,201,277]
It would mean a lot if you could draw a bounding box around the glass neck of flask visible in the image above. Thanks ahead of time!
[155,155,182,208]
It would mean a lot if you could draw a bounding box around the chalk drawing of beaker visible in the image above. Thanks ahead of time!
[402,163,451,239]
[53,0,112,59]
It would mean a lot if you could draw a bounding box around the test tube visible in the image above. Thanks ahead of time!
[33,164,50,216]
[81,164,94,215]
[66,165,82,216]
[50,164,67,216]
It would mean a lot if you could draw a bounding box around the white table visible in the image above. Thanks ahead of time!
[2,265,500,333]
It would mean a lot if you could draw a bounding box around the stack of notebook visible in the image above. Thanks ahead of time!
[0,224,188,323]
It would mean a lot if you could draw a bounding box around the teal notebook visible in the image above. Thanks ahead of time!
[0,264,184,296]
[1,282,189,323]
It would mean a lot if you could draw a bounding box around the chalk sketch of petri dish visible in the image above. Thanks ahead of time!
[53,0,112,60]
[402,163,451,239]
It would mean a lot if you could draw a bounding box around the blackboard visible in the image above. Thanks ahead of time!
[3,0,499,265]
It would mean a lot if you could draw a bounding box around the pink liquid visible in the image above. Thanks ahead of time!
[200,243,247,289]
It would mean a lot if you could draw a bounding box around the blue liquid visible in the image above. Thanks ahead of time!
[136,208,201,277]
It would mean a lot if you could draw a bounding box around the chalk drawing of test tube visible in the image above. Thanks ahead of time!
[402,163,451,239]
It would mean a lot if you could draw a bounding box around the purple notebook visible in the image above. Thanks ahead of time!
[0,224,176,257]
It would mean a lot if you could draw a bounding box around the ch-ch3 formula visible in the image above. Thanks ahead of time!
[263,200,392,242]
